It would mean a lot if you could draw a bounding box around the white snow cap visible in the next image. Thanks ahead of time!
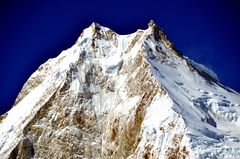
[0,20,240,159]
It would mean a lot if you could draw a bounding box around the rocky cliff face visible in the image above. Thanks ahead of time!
[1,21,240,159]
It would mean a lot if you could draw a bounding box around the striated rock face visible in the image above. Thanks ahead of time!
[1,21,240,159]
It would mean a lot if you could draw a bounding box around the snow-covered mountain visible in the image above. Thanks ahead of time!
[0,20,240,159]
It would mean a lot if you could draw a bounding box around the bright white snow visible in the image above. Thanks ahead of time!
[0,22,240,158]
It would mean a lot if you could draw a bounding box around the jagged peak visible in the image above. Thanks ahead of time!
[90,22,102,31]
[147,19,157,28]
[1,20,240,159]
[83,20,162,42]
[147,20,164,32]
[82,22,116,41]
[146,20,164,42]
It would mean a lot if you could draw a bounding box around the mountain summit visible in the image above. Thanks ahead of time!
[0,21,240,159]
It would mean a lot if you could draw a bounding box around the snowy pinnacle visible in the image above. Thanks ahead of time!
[0,20,240,159]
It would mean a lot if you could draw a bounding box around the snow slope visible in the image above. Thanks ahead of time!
[0,21,240,159]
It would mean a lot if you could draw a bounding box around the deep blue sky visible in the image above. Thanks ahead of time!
[0,0,239,114]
